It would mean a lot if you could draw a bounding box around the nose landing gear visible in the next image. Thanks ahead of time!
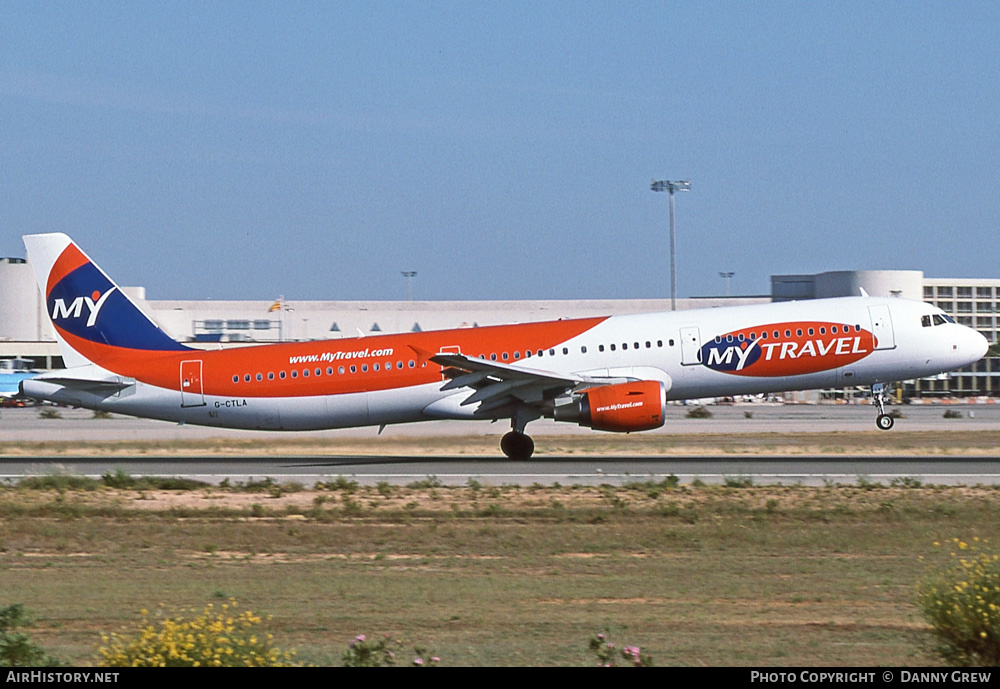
[872,382,894,430]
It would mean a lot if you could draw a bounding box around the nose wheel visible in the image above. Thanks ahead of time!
[872,383,894,430]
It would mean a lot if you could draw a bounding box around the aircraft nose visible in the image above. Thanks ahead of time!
[972,329,990,361]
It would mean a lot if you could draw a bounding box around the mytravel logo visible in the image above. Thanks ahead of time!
[50,287,118,327]
[700,321,877,377]
[43,243,189,352]
[47,257,116,330]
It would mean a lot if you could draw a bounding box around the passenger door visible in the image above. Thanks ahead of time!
[180,360,206,407]
[679,326,702,366]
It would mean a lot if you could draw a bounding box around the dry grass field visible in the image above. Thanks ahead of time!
[2,473,998,666]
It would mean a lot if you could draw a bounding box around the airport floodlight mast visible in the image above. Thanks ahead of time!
[719,271,734,297]
[650,179,691,311]
[401,271,417,301]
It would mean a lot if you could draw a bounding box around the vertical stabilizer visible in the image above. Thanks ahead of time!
[23,233,189,369]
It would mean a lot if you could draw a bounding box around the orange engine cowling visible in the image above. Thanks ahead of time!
[552,380,667,432]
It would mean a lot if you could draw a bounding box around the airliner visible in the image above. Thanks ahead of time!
[20,233,989,459]
[0,359,40,401]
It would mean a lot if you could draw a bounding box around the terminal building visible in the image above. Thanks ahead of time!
[2,257,996,398]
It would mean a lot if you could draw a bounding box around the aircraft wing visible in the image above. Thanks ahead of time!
[431,352,629,416]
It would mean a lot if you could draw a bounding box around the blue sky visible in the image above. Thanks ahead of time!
[2,1,998,302]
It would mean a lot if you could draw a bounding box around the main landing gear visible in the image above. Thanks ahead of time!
[871,382,894,430]
[500,405,539,460]
[500,431,534,460]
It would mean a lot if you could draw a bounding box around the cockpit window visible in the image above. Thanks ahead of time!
[923,313,957,327]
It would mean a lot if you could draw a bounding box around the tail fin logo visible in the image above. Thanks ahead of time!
[32,236,189,353]
[51,287,118,327]
[46,257,118,340]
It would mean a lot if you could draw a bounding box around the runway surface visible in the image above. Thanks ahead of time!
[2,403,999,485]
[2,455,999,487]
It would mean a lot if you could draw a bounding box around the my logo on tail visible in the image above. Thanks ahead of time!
[51,287,119,327]
[45,248,188,353]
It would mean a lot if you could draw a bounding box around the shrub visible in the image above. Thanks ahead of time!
[588,630,652,667]
[0,604,61,667]
[685,405,712,419]
[316,476,359,493]
[97,601,297,667]
[918,538,1000,666]
[342,634,439,667]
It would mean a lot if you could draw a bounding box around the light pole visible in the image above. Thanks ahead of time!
[650,180,691,311]
[719,271,734,297]
[401,271,417,302]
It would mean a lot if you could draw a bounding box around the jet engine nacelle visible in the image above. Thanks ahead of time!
[552,380,667,432]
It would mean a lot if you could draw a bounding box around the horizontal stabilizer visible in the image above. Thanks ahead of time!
[31,376,133,392]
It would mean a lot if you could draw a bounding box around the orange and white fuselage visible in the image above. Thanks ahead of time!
[21,233,989,457]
